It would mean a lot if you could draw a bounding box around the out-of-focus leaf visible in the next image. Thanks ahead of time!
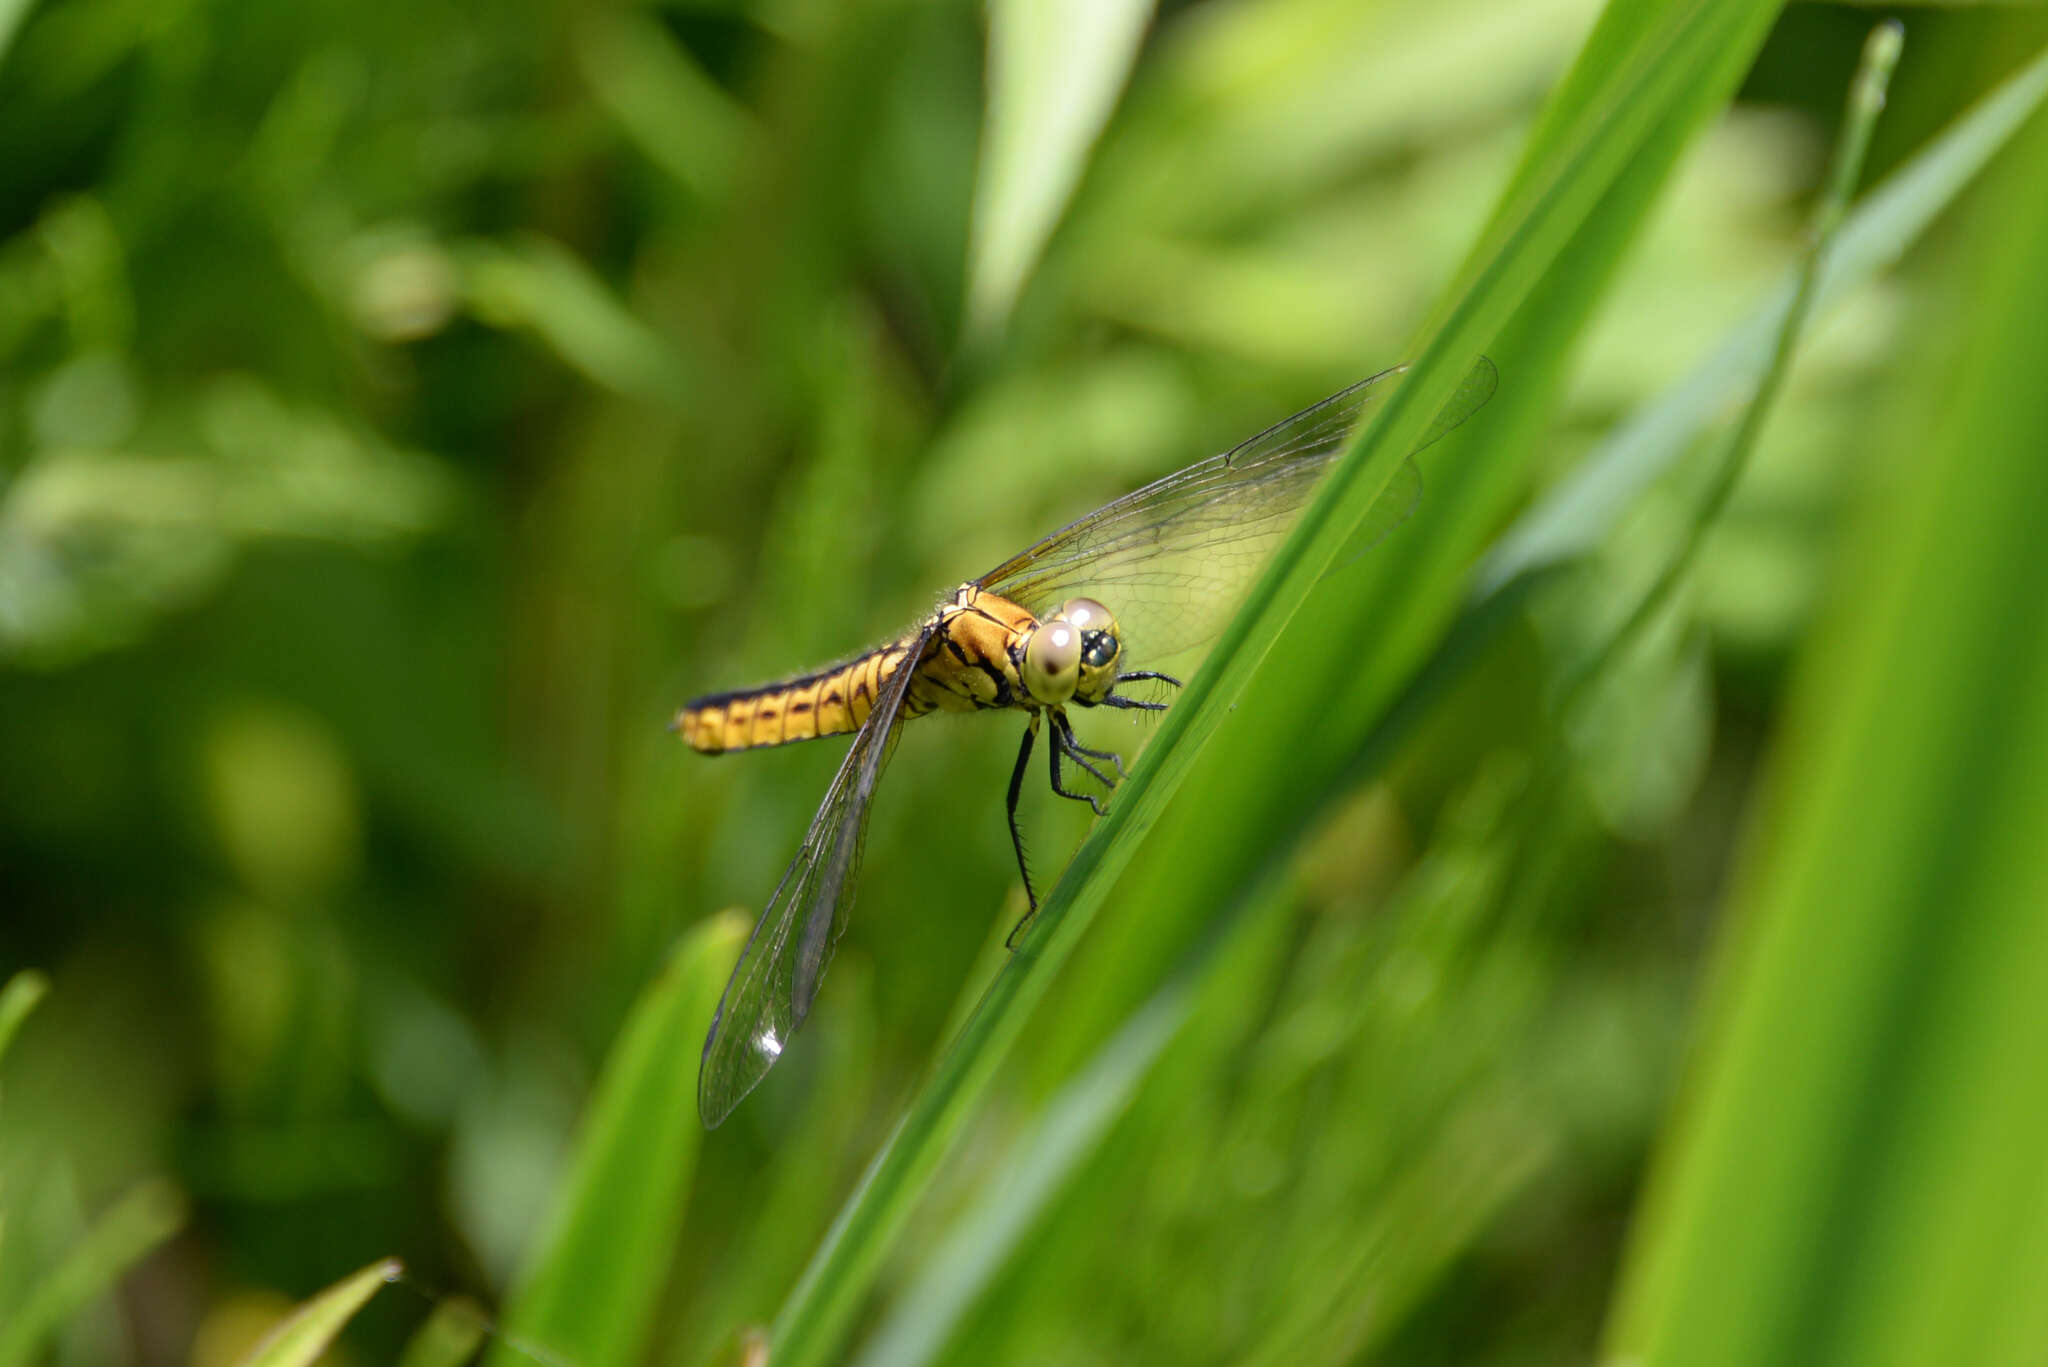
[233,1258,401,1367]
[1478,35,2048,595]
[486,912,747,1367]
[0,0,39,67]
[0,375,453,665]
[0,971,48,1068]
[1543,18,1903,840]
[849,971,1193,1367]
[576,12,756,205]
[395,1296,491,1367]
[459,235,693,409]
[1547,585,1715,835]
[1607,50,2048,1367]
[966,0,1155,340]
[0,1180,188,1367]
[1301,23,2048,871]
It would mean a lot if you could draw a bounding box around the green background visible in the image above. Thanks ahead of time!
[5,1,2048,1364]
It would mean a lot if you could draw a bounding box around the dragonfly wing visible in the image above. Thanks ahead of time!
[977,357,1496,664]
[697,625,931,1128]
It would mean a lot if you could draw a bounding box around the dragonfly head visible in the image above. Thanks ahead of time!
[1021,597,1122,706]
[1061,597,1123,705]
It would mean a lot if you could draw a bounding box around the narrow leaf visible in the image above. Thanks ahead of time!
[849,977,1193,1367]
[236,1260,401,1367]
[487,912,747,1367]
[1479,33,2048,594]
[967,0,1156,341]
[396,1296,492,1367]
[1607,30,2048,1367]
[0,1180,187,1367]
[0,970,48,1067]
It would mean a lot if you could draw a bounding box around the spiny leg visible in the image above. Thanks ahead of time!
[1056,713,1122,774]
[1102,668,1182,713]
[1007,713,1041,911]
[1056,735,1115,793]
[1051,710,1122,785]
[1047,720,1108,817]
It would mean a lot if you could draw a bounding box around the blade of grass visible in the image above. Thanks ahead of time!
[396,1296,492,1367]
[858,858,1307,1367]
[766,4,1783,1365]
[1555,21,1902,718]
[1479,30,2048,596]
[487,912,747,1367]
[457,235,694,412]
[0,1179,186,1367]
[1305,22,2048,849]
[1606,30,2048,1366]
[0,0,35,68]
[574,11,756,206]
[665,963,882,1367]
[847,969,1195,1367]
[966,0,1157,343]
[235,1258,402,1367]
[0,970,48,1067]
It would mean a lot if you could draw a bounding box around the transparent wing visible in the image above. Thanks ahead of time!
[697,625,931,1128]
[977,357,1499,664]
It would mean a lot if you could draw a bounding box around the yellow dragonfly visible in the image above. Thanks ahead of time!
[678,358,1497,1127]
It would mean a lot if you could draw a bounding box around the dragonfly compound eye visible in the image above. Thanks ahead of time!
[1056,597,1114,636]
[1057,598,1122,672]
[1022,621,1083,703]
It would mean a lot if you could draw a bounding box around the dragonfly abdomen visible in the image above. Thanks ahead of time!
[677,638,917,754]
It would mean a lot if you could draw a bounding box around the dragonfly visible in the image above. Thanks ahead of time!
[678,357,1497,1127]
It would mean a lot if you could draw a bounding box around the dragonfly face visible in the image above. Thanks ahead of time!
[1019,597,1122,707]
[681,357,1499,1128]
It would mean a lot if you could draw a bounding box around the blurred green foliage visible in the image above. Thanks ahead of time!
[3,0,2047,1364]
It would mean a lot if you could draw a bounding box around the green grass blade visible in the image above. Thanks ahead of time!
[766,5,1783,1366]
[0,971,48,1068]
[487,912,747,1367]
[848,971,1195,1367]
[0,1179,186,1367]
[234,1258,402,1367]
[966,0,1156,342]
[396,1296,492,1367]
[574,11,755,206]
[1606,41,2048,1367]
[1480,32,2048,595]
[457,235,694,410]
[0,0,34,68]
[1317,23,2048,844]
[1557,21,1901,718]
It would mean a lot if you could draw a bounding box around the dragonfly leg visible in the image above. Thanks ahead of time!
[1067,736,1125,778]
[1007,713,1041,911]
[1100,669,1182,712]
[1047,720,1109,817]
[1052,710,1123,782]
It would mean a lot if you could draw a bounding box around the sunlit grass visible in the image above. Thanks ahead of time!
[6,0,2048,1364]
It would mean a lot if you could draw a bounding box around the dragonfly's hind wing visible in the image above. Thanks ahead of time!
[697,625,931,1128]
[977,358,1495,663]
